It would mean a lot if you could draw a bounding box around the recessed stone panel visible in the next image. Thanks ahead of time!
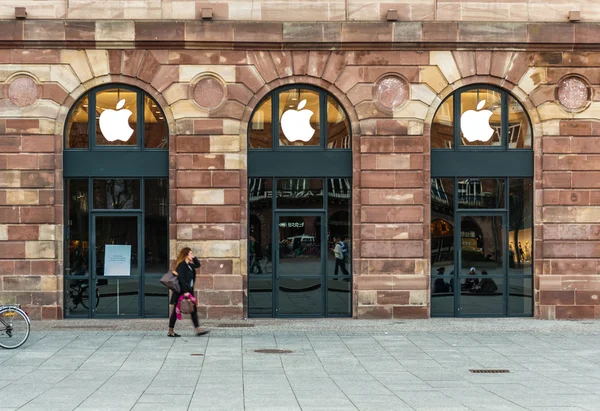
[7,76,39,107]
[192,75,226,110]
[373,75,409,111]
[557,76,589,112]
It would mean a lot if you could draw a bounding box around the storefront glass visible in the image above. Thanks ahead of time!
[430,85,533,317]
[64,85,169,318]
[247,85,352,318]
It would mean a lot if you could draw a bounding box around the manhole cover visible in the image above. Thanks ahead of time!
[254,349,293,354]
[190,353,204,356]
[218,323,255,328]
[469,369,509,374]
[53,325,116,330]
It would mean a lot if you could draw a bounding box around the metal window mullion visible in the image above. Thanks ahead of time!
[453,176,460,316]
[137,90,144,149]
[140,178,145,317]
[501,92,508,149]
[320,91,326,148]
[271,177,277,316]
[323,178,328,317]
[90,91,96,150]
[273,92,280,149]
[454,91,462,149]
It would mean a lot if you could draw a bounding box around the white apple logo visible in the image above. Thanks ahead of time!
[460,99,494,143]
[99,99,134,142]
[281,99,315,143]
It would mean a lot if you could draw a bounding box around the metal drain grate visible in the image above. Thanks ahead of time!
[470,369,510,374]
[190,353,204,356]
[254,349,293,354]
[217,323,255,328]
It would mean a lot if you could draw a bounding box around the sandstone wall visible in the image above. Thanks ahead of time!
[0,21,599,319]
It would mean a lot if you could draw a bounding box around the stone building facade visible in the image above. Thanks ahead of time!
[1,1,600,320]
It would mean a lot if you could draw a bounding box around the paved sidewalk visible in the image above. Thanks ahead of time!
[1,319,600,411]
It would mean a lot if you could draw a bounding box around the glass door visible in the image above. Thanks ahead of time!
[91,214,141,317]
[456,213,506,317]
[275,213,325,317]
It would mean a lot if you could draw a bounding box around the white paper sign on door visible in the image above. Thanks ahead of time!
[104,244,131,276]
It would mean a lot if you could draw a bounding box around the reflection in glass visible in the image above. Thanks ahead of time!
[431,281,454,317]
[66,179,90,276]
[278,215,321,275]
[96,88,137,146]
[457,178,505,209]
[143,96,168,149]
[144,277,168,317]
[279,89,320,146]
[66,96,89,148]
[431,95,453,149]
[509,178,533,275]
[460,277,504,315]
[65,279,93,317]
[431,178,454,276]
[145,179,169,275]
[327,178,351,276]
[249,178,273,276]
[248,277,273,316]
[278,277,322,315]
[508,277,533,316]
[93,179,140,209]
[95,216,138,276]
[249,97,273,149]
[508,95,532,149]
[460,216,504,276]
[95,278,139,316]
[460,89,501,147]
[276,178,323,209]
[327,96,351,149]
[327,277,351,316]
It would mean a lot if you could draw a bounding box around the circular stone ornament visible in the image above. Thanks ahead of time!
[374,75,409,111]
[8,76,39,107]
[192,76,226,110]
[557,76,590,112]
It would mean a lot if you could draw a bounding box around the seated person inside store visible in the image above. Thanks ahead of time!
[433,267,450,293]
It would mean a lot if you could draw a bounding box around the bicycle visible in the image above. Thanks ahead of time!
[68,279,100,310]
[0,305,30,349]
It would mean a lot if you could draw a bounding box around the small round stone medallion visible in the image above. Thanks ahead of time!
[192,76,225,110]
[374,75,409,111]
[8,76,39,107]
[557,76,589,111]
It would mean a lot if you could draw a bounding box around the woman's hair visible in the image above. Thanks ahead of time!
[176,247,192,266]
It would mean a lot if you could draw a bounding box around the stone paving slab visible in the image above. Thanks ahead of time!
[1,319,600,410]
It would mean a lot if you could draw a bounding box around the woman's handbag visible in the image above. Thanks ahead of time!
[179,298,195,314]
[160,271,180,294]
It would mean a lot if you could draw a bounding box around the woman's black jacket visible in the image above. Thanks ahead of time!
[170,257,200,304]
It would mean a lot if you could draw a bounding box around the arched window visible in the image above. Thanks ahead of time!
[430,85,533,318]
[249,85,351,150]
[247,85,353,318]
[63,85,169,319]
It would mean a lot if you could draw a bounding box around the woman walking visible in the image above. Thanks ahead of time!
[168,247,209,337]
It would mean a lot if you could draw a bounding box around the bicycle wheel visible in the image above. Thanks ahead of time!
[80,286,89,309]
[0,307,30,349]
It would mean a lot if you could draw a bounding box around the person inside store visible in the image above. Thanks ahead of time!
[471,270,498,294]
[168,247,209,337]
[248,235,263,274]
[462,267,479,291]
[433,267,450,293]
[332,236,349,275]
